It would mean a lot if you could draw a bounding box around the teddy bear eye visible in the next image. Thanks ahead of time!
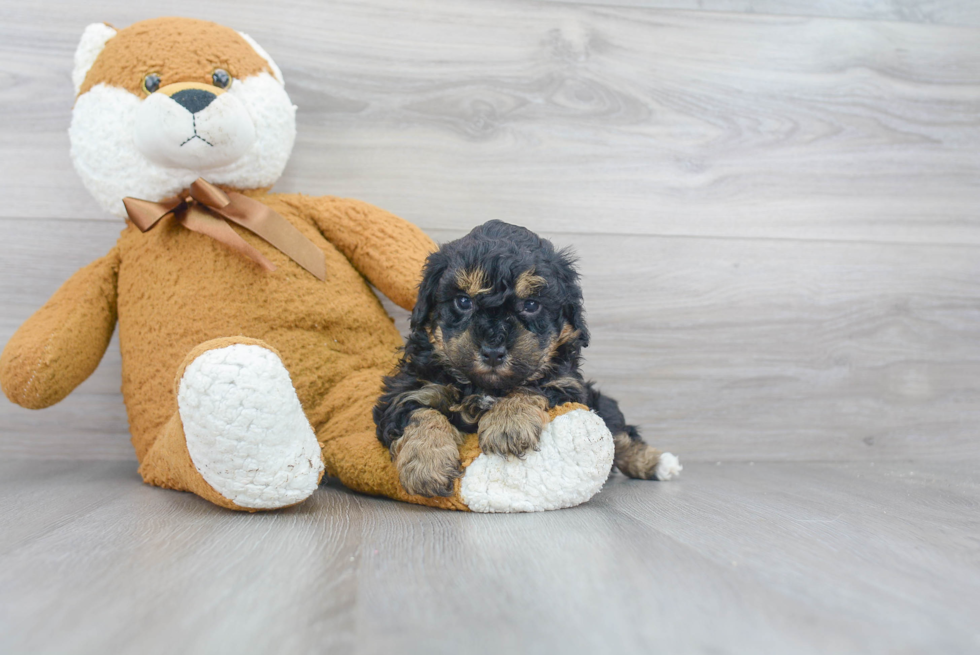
[212,69,231,89]
[142,73,161,94]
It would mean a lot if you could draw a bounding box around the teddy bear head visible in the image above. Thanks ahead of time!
[70,17,297,218]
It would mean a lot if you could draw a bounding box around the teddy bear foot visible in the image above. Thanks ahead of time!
[177,342,324,510]
[459,408,615,513]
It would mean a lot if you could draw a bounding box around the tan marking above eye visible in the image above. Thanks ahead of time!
[515,269,547,298]
[455,268,492,296]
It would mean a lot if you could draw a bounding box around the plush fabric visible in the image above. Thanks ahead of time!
[77,18,273,97]
[0,17,617,513]
[0,249,119,409]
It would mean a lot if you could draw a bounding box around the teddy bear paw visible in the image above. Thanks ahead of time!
[177,343,323,509]
[459,408,615,513]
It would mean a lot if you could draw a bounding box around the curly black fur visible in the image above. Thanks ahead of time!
[374,220,648,466]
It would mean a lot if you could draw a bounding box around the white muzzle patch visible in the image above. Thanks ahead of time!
[133,91,256,170]
[70,72,296,218]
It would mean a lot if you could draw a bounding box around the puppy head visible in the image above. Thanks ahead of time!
[411,220,589,390]
[69,18,296,217]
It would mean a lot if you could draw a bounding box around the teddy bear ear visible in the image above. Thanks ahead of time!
[72,22,117,95]
[237,31,285,86]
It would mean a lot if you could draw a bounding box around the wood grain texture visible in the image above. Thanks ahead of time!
[0,459,977,654]
[1,0,979,245]
[539,0,980,28]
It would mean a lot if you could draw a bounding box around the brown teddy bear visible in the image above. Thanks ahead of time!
[0,17,619,513]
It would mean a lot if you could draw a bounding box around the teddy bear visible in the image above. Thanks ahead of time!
[0,17,617,513]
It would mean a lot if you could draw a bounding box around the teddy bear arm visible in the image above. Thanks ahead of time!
[306,197,436,311]
[0,247,120,409]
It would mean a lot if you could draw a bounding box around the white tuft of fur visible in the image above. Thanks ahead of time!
[460,409,615,513]
[208,72,296,190]
[70,73,296,217]
[654,452,683,481]
[238,32,285,86]
[177,344,323,509]
[73,23,116,96]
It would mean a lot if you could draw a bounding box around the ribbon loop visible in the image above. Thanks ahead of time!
[122,196,185,232]
[189,178,231,209]
[123,178,326,281]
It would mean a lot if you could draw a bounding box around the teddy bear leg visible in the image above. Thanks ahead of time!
[138,338,323,511]
[312,368,471,510]
[313,372,620,513]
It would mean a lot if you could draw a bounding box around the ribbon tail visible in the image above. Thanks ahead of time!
[215,193,327,281]
[180,205,277,273]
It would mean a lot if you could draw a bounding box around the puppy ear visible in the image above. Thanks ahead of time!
[564,300,590,349]
[410,250,449,332]
[73,23,117,95]
[556,246,590,348]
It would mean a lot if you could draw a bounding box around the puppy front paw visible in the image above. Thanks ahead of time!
[478,390,549,458]
[393,408,463,497]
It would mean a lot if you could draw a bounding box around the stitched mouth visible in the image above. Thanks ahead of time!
[179,115,214,147]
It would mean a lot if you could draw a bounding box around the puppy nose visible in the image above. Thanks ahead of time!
[171,88,217,114]
[480,345,507,367]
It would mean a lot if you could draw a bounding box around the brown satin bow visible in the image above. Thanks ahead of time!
[122,178,326,281]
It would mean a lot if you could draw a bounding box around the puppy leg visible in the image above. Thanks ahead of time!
[589,385,682,480]
[392,408,464,497]
[613,431,681,480]
[478,389,549,458]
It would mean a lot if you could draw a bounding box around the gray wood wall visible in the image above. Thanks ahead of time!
[2,0,978,462]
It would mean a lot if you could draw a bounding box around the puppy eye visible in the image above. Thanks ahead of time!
[212,69,232,89]
[455,295,473,311]
[142,73,161,94]
[521,299,541,314]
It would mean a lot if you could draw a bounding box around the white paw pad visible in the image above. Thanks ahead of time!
[654,452,682,481]
[178,344,323,509]
[460,409,615,513]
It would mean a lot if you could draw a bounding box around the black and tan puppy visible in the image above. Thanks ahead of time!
[374,220,677,497]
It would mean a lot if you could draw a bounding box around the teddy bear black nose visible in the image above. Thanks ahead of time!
[170,88,217,114]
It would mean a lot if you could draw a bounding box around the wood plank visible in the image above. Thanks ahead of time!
[1,1,979,245]
[0,459,977,654]
[3,220,978,462]
[0,460,134,555]
[539,0,980,28]
[0,463,362,655]
[561,232,980,462]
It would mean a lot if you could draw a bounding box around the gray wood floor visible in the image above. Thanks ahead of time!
[2,0,979,653]
[1,459,978,655]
